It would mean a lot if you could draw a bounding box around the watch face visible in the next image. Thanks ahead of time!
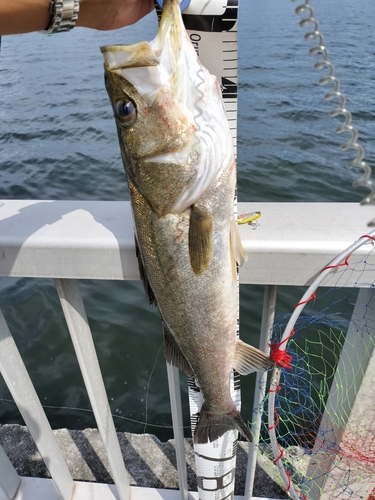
[155,0,191,11]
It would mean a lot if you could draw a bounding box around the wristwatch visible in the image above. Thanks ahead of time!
[47,0,80,34]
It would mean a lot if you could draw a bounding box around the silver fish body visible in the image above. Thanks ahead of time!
[101,0,273,443]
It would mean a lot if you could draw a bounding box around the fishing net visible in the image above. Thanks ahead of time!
[252,232,375,499]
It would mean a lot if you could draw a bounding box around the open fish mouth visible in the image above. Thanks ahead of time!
[101,0,233,214]
[101,0,185,106]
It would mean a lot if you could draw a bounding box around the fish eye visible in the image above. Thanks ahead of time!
[115,100,137,125]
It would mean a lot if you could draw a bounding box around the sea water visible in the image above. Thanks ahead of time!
[0,0,374,441]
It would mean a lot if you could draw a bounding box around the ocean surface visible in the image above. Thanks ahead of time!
[0,0,374,441]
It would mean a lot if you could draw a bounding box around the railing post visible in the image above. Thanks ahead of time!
[166,363,189,500]
[54,279,131,500]
[245,285,277,499]
[0,444,21,500]
[0,310,75,500]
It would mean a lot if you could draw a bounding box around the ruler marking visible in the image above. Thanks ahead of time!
[195,452,237,462]
[186,3,240,498]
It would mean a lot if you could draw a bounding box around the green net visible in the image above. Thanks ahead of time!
[254,235,375,499]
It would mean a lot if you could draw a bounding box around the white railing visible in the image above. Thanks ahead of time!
[0,200,374,500]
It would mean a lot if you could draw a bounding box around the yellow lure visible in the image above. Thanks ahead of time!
[237,211,261,225]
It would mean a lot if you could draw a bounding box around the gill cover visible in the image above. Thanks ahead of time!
[100,0,234,214]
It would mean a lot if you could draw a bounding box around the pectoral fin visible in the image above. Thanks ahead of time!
[233,339,274,375]
[189,205,213,275]
[163,322,195,377]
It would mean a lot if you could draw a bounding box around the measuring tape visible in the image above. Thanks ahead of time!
[183,4,241,500]
[183,0,239,156]
[155,2,240,499]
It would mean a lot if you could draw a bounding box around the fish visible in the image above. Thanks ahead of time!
[100,0,273,444]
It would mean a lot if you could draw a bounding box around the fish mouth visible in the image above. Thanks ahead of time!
[101,0,234,213]
[100,0,184,106]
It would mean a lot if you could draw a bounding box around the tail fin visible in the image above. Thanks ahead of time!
[194,403,253,444]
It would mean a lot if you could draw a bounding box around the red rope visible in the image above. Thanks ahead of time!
[270,329,295,368]
[320,234,374,274]
[321,254,351,273]
[273,443,284,464]
[269,384,281,393]
[360,234,375,242]
[295,293,316,308]
[270,348,292,368]
[285,471,291,491]
[268,409,279,431]
[273,443,308,499]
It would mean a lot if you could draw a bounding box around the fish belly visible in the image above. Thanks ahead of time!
[129,159,237,412]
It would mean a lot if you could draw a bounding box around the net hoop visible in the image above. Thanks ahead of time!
[267,229,375,500]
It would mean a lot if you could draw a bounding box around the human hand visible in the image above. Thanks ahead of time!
[0,0,155,36]
[77,0,155,31]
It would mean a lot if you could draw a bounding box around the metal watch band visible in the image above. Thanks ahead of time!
[48,0,80,34]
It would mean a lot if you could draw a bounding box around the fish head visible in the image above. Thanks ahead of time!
[101,0,233,216]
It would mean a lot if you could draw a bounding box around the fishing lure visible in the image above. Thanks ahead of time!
[237,211,261,225]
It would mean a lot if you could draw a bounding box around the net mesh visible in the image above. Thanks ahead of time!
[253,237,375,499]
